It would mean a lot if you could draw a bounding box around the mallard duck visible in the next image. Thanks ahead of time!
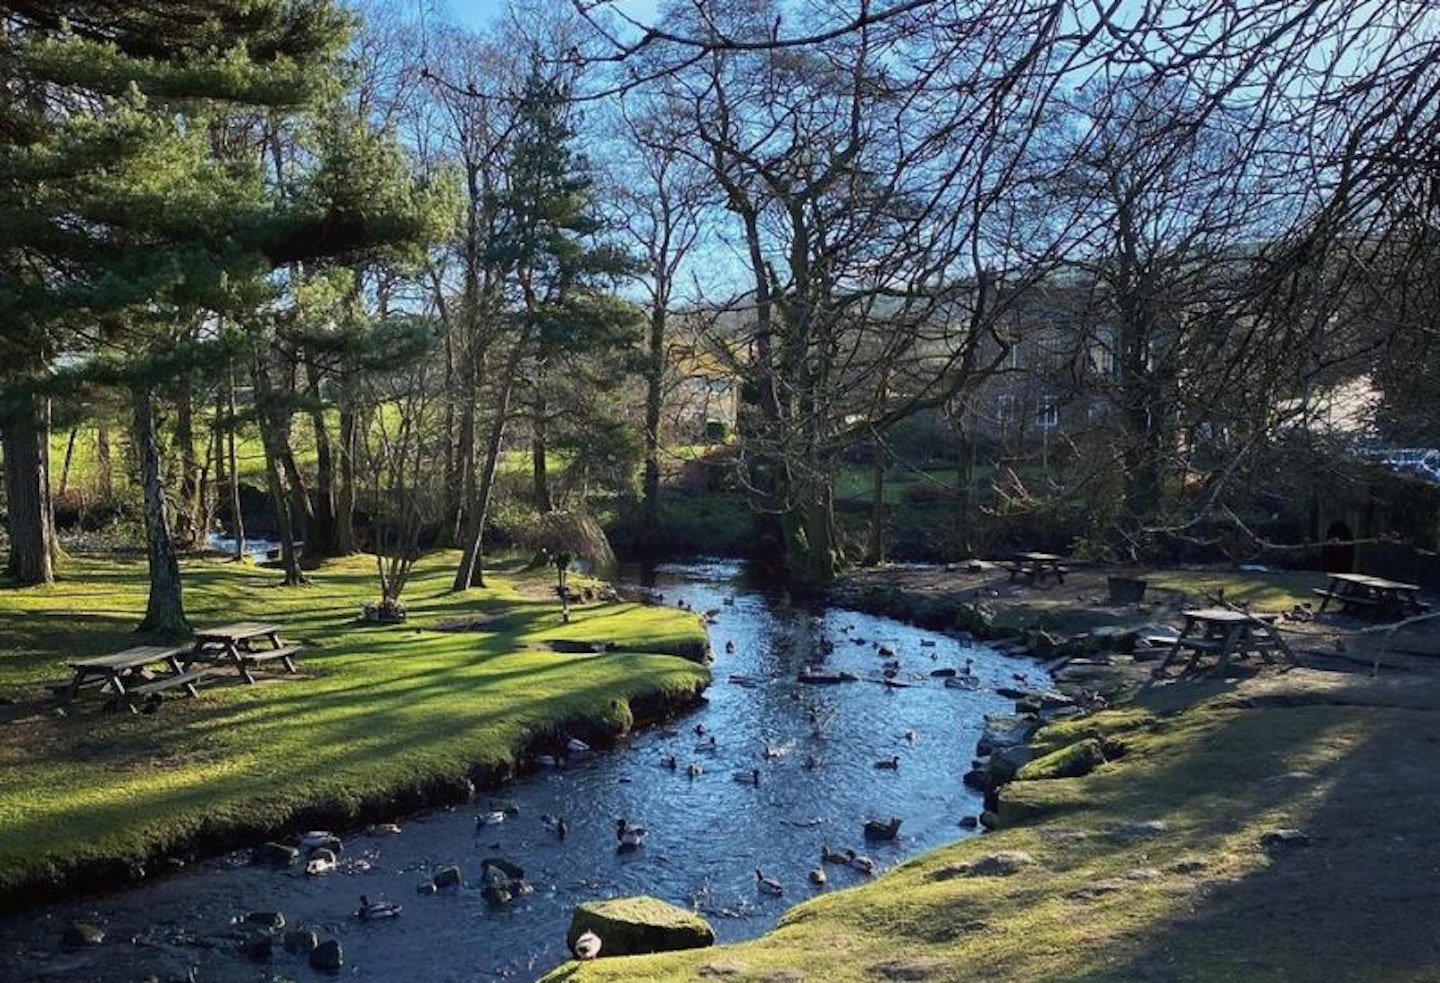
[821,843,849,865]
[542,813,568,839]
[368,822,402,835]
[615,818,647,848]
[305,849,337,876]
[357,895,402,920]
[755,868,784,895]
[905,729,917,745]
[661,754,678,770]
[874,755,900,770]
[476,811,506,828]
[733,768,761,785]
[809,867,827,885]
[687,762,704,778]
[919,639,936,648]
[724,640,735,653]
[573,929,602,960]
[845,850,877,875]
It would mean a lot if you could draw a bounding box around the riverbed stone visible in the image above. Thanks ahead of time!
[243,910,286,931]
[481,857,525,881]
[243,928,274,960]
[976,714,1036,756]
[284,927,319,953]
[310,938,343,972]
[566,896,716,957]
[432,864,463,889]
[60,921,104,948]
[989,743,1037,781]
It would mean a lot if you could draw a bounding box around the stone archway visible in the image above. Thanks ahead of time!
[1321,519,1356,573]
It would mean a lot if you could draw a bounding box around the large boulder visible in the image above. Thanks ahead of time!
[566,897,715,958]
[1016,738,1106,780]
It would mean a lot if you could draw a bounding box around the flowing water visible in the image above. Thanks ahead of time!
[0,560,1045,982]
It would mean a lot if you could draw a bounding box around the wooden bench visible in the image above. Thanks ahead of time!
[122,668,211,711]
[234,645,302,673]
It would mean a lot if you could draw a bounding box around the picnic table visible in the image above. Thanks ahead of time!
[64,645,210,713]
[1313,573,1428,619]
[1154,608,1297,677]
[1007,551,1068,585]
[187,622,301,684]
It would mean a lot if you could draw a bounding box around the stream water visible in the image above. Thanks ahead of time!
[0,559,1045,983]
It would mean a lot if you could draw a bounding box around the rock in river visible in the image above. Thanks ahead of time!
[310,938,343,972]
[60,921,105,949]
[566,896,716,957]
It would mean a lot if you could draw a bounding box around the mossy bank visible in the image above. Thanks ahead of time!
[541,565,1439,983]
[0,551,710,912]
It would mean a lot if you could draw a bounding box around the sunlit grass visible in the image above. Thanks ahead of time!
[0,551,709,897]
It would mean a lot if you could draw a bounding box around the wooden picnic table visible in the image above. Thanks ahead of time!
[1154,608,1297,677]
[1313,573,1427,618]
[187,622,301,684]
[65,645,210,713]
[1008,551,1068,585]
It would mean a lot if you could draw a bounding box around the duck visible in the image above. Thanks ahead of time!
[542,813,568,839]
[356,895,403,920]
[733,768,761,785]
[572,929,602,960]
[809,867,828,886]
[874,755,900,770]
[905,729,917,745]
[615,818,647,849]
[476,811,507,828]
[945,674,981,690]
[661,754,678,770]
[863,816,903,841]
[534,754,560,768]
[821,843,849,865]
[722,596,735,606]
[367,822,402,835]
[845,849,877,875]
[919,639,936,648]
[305,849,337,875]
[299,831,340,854]
[696,735,718,752]
[725,640,736,653]
[566,737,592,756]
[754,868,784,895]
[687,762,704,778]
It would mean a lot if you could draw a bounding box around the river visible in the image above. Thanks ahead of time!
[0,559,1045,982]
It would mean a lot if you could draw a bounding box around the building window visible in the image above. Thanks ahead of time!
[1037,403,1059,430]
[995,393,1017,424]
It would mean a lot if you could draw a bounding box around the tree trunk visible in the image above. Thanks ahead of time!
[2,389,56,584]
[303,358,338,556]
[133,386,188,636]
[225,369,245,560]
[95,422,113,499]
[532,380,551,512]
[642,303,665,540]
[252,359,304,584]
[173,376,202,547]
[58,426,78,497]
[335,393,358,555]
[453,340,528,591]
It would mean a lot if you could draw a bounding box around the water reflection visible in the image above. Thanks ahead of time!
[0,560,1043,982]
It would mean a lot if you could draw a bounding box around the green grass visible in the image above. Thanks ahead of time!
[540,671,1440,982]
[0,551,709,900]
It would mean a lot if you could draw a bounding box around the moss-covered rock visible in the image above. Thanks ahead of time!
[1016,738,1107,780]
[565,896,715,957]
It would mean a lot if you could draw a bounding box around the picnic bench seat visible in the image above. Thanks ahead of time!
[1312,587,1381,607]
[234,644,302,671]
[125,668,209,699]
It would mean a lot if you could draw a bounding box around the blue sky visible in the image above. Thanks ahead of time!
[442,0,661,31]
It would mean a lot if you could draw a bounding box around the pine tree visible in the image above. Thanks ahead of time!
[0,2,436,632]
[451,56,637,590]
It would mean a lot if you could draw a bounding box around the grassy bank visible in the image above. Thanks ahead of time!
[542,668,1440,983]
[541,567,1440,982]
[0,551,710,908]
